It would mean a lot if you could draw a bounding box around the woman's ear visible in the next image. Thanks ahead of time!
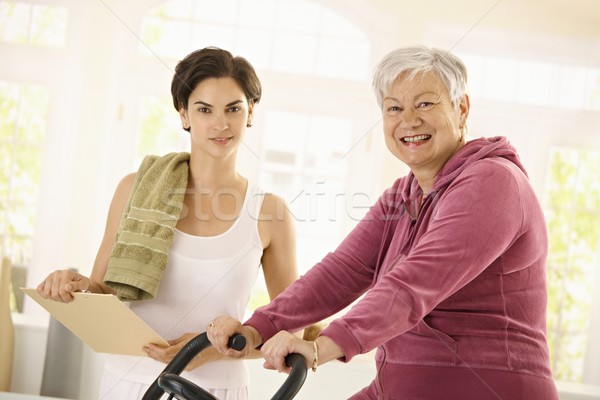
[179,107,189,130]
[458,94,470,129]
[247,100,255,128]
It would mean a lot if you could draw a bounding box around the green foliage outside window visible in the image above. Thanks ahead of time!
[137,96,188,164]
[0,1,68,47]
[545,148,600,382]
[0,81,47,266]
[0,81,48,313]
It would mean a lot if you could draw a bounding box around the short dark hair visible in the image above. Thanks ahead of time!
[171,47,262,112]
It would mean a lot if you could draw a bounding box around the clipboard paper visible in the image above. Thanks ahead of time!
[21,287,169,356]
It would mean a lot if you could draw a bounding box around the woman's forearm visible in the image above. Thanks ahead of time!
[244,325,264,349]
[314,335,344,366]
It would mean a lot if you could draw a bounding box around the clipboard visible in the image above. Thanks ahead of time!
[21,287,169,356]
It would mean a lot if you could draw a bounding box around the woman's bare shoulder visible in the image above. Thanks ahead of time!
[259,192,291,223]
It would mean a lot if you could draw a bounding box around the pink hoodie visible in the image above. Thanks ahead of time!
[247,137,558,399]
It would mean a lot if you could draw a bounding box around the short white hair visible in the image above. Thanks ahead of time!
[372,45,468,108]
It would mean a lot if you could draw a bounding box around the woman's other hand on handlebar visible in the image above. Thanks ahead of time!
[36,269,91,303]
[261,331,314,374]
[207,316,263,358]
[143,332,216,370]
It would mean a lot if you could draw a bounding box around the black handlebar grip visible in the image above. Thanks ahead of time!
[229,333,246,351]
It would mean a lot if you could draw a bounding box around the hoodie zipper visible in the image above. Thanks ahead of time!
[377,346,387,399]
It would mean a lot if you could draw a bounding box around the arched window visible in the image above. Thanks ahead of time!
[139,0,371,80]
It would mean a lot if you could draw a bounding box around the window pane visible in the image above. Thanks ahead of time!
[0,82,19,135]
[0,1,67,47]
[30,4,68,47]
[264,149,296,165]
[545,147,600,382]
[272,32,317,75]
[293,178,347,272]
[12,144,43,195]
[0,144,11,195]
[317,37,370,81]
[238,0,277,29]
[192,0,238,24]
[137,96,189,164]
[139,17,192,59]
[306,115,352,176]
[320,8,365,39]
[585,68,600,111]
[554,64,587,110]
[516,60,553,107]
[275,0,321,34]
[0,1,29,43]
[16,85,47,143]
[456,53,484,99]
[234,27,272,70]
[482,56,518,102]
[259,170,294,194]
[459,52,600,111]
[573,152,600,211]
[550,333,587,382]
[261,109,355,276]
[296,177,345,232]
[147,0,194,19]
[0,81,47,265]
[191,23,235,51]
[263,110,307,158]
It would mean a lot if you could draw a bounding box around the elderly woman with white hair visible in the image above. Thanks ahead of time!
[208,46,559,399]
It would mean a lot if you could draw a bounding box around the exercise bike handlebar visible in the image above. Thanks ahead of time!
[142,333,245,400]
[142,332,307,400]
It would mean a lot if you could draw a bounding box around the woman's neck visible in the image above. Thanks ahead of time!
[413,139,466,196]
[187,153,242,192]
[413,172,436,198]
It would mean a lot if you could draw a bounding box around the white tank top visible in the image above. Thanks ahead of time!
[104,182,265,389]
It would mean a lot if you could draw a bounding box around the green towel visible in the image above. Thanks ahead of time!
[104,152,190,300]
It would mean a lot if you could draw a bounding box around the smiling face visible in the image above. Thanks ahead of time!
[382,70,469,178]
[179,77,253,160]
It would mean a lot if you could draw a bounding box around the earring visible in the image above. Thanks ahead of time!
[246,123,252,128]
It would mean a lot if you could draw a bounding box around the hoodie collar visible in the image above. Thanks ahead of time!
[400,136,525,207]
